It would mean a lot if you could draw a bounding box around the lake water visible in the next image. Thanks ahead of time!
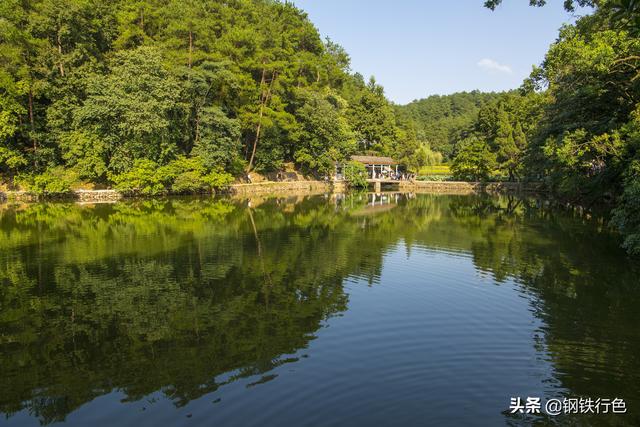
[1,193,639,426]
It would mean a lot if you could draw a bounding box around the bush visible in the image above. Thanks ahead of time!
[163,156,234,194]
[611,162,640,256]
[344,161,368,189]
[170,170,206,194]
[159,156,207,194]
[110,156,235,196]
[170,169,234,194]
[110,159,166,196]
[203,169,234,191]
[16,167,79,195]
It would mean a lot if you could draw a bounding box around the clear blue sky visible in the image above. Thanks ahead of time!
[292,0,590,104]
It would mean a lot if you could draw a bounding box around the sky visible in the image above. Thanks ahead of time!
[292,0,591,104]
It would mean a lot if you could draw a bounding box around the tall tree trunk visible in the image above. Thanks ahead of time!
[139,8,144,30]
[246,69,278,172]
[57,32,65,77]
[247,67,267,172]
[188,30,193,68]
[195,110,200,140]
[194,104,202,153]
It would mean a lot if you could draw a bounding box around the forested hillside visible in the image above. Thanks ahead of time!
[396,91,502,158]
[0,0,432,194]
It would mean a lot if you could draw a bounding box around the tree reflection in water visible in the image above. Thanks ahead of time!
[0,194,638,425]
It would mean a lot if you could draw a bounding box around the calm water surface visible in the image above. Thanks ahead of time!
[1,193,639,426]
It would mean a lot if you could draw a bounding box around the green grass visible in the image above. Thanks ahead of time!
[418,165,451,176]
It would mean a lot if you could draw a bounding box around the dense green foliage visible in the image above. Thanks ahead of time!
[451,136,497,181]
[15,166,79,195]
[110,157,233,196]
[343,160,368,188]
[611,159,640,254]
[0,0,429,192]
[471,91,545,181]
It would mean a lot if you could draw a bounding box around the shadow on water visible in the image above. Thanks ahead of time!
[0,193,639,425]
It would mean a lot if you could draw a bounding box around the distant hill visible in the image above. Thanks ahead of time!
[396,91,503,158]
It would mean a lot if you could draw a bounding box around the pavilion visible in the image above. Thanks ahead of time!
[336,155,402,180]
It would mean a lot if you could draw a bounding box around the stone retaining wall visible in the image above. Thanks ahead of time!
[398,181,545,194]
[229,180,335,196]
[0,189,122,203]
[1,191,39,202]
[74,190,122,202]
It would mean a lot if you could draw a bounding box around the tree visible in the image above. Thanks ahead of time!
[608,0,640,36]
[484,0,640,35]
[292,89,355,176]
[113,0,161,49]
[74,46,182,173]
[191,106,242,172]
[524,18,639,197]
[483,0,596,12]
[491,109,521,180]
[451,136,497,181]
[400,142,443,174]
[348,77,397,154]
[0,68,28,175]
[0,0,49,170]
[343,160,368,188]
[611,161,640,255]
[57,130,107,180]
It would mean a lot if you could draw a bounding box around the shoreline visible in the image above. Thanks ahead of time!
[0,180,546,203]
